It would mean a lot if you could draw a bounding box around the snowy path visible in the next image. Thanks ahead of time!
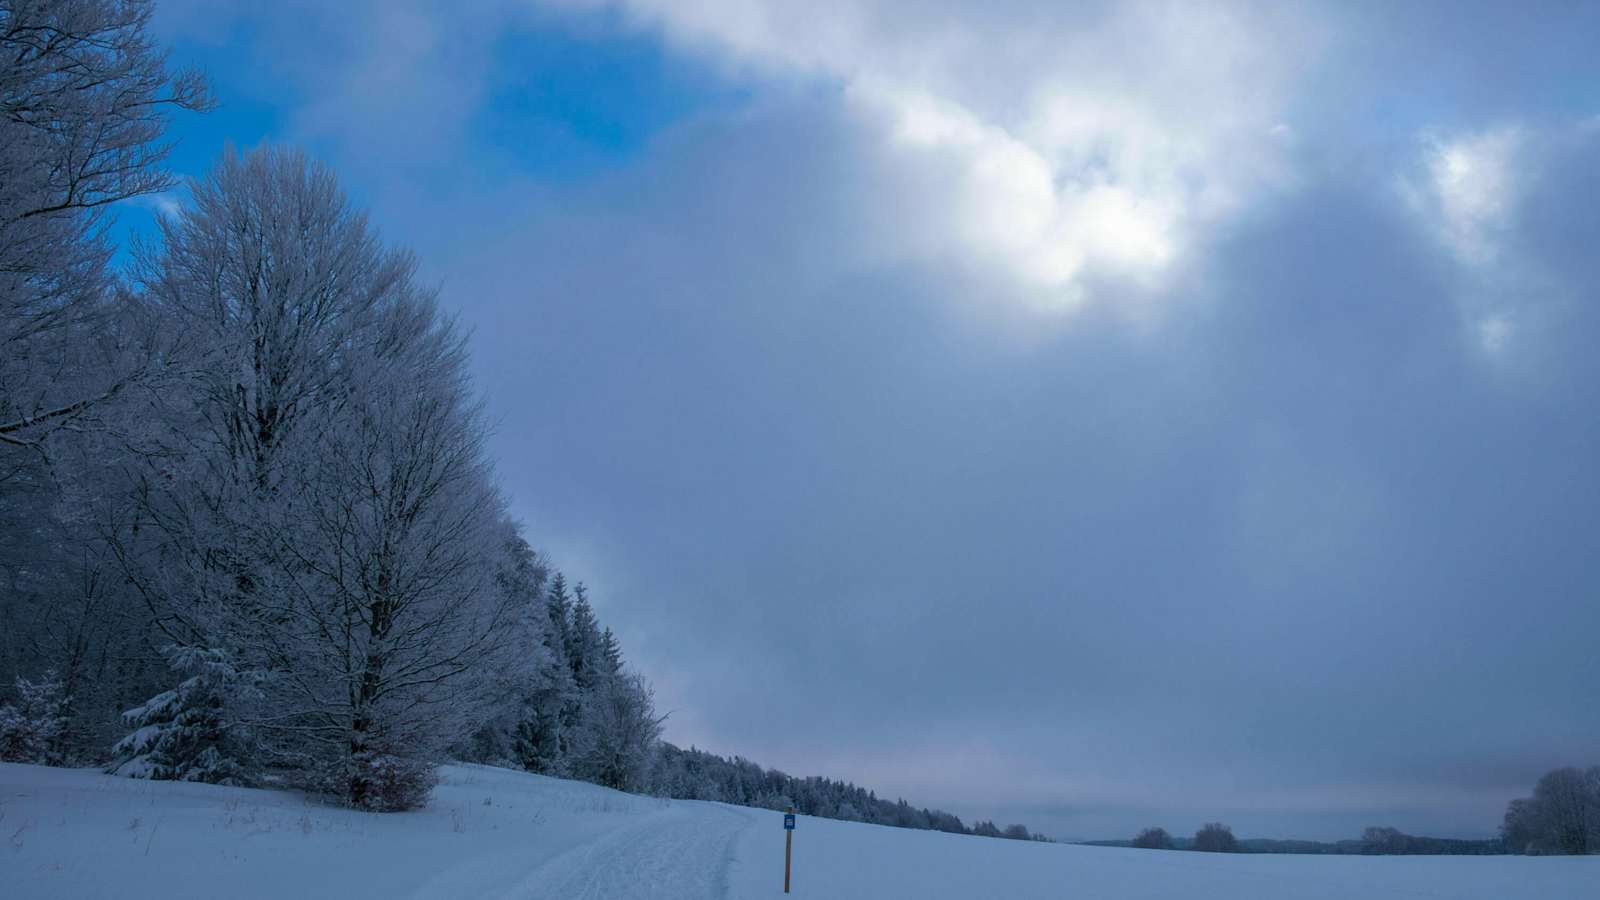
[504,802,752,900]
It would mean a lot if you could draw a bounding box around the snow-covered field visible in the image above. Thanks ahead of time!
[3,761,1594,899]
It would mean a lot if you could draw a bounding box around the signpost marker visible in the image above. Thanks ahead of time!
[783,806,796,893]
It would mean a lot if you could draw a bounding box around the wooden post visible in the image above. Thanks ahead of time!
[784,805,795,893]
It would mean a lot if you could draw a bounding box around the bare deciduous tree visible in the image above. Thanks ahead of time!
[110,145,525,807]
[262,297,518,808]
[567,669,665,793]
[0,0,210,457]
[1132,826,1173,850]
[1501,767,1600,855]
[1194,821,1238,852]
[1,0,210,765]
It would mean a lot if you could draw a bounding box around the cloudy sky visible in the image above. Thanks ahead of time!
[140,0,1600,841]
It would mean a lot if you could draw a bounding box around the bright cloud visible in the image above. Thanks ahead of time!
[856,79,1177,298]
[126,192,184,219]
[552,0,1315,311]
[159,0,1319,314]
[1412,127,1524,267]
[1402,126,1533,358]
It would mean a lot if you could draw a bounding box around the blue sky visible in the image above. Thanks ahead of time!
[136,0,1600,842]
[128,3,742,242]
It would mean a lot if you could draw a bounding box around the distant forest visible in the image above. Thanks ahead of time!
[1088,827,1504,856]
[650,742,1047,841]
[1098,766,1600,856]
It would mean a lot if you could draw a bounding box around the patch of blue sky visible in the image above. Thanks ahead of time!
[474,12,749,179]
[111,30,284,266]
[113,8,748,266]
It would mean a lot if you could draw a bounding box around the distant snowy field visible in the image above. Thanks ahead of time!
[3,762,1594,899]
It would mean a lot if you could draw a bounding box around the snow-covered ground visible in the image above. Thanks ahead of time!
[3,761,1595,899]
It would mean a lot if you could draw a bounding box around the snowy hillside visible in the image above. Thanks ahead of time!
[3,762,1595,899]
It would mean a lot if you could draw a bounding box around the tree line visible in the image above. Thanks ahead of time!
[1128,823,1239,852]
[1116,764,1600,857]
[647,742,1048,841]
[1119,823,1505,855]
[0,0,663,811]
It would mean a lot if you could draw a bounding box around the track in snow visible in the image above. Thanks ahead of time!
[509,803,754,900]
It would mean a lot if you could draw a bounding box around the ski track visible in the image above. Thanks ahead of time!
[503,802,754,900]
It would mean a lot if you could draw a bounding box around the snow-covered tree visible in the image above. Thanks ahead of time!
[112,145,443,794]
[517,573,577,774]
[0,0,209,768]
[545,574,573,652]
[511,591,577,776]
[122,144,526,809]
[568,583,606,691]
[600,627,623,676]
[972,820,1003,838]
[106,647,250,783]
[0,0,209,461]
[0,671,67,763]
[567,668,664,792]
[456,533,554,767]
[253,269,517,810]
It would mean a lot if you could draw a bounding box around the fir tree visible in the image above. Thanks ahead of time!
[107,648,250,785]
[601,627,624,676]
[569,584,605,691]
[0,672,67,764]
[511,572,578,774]
[545,574,573,657]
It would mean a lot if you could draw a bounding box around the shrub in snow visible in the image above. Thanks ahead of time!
[0,672,68,764]
[309,748,439,812]
[108,648,252,785]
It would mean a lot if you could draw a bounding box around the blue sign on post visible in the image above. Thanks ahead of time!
[783,806,797,893]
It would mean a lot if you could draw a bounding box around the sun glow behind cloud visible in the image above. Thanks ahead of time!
[550,0,1312,313]
[855,79,1179,303]
[1416,127,1524,267]
[1402,126,1534,359]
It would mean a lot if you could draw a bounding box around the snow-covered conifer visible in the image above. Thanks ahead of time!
[0,672,67,764]
[106,649,250,784]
